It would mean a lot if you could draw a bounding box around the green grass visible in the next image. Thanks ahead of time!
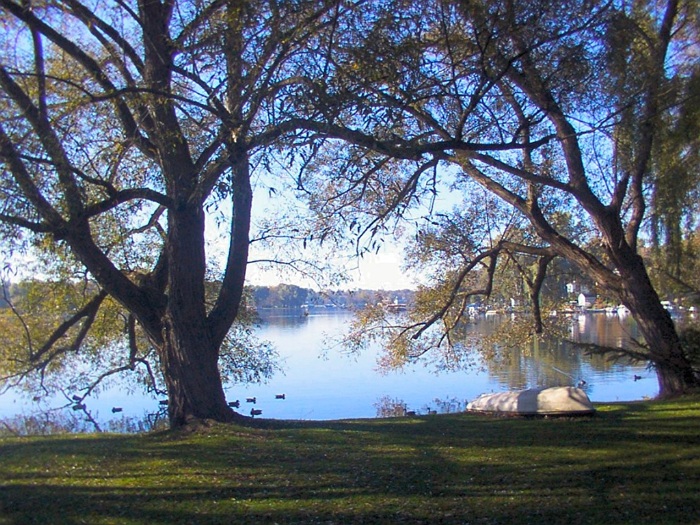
[1,398,700,524]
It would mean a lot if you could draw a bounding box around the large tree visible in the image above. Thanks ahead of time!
[295,0,699,395]
[0,0,348,427]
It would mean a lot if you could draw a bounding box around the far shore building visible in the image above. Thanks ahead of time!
[577,292,597,309]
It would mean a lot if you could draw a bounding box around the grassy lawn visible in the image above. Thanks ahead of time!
[1,397,699,524]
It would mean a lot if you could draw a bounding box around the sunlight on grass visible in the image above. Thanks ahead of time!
[1,397,699,524]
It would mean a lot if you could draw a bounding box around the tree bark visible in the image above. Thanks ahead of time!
[159,203,237,427]
[526,202,699,396]
[617,253,699,396]
[160,326,236,427]
[528,255,552,335]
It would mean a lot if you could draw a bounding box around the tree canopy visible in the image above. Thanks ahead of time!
[291,0,700,395]
[0,0,358,427]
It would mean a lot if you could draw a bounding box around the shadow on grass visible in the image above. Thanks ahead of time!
[1,399,699,524]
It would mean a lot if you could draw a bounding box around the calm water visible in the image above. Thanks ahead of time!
[232,310,655,420]
[0,311,658,429]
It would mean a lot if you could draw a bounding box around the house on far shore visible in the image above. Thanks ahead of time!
[577,292,597,309]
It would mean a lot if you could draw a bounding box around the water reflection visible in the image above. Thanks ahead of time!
[0,407,169,435]
[232,310,655,421]
[373,396,468,417]
[0,310,658,433]
[462,312,649,399]
[484,328,639,390]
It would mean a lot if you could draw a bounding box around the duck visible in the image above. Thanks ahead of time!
[111,407,123,413]
[250,408,262,417]
[633,374,642,381]
[275,394,286,400]
[228,400,240,408]
[246,397,256,404]
[577,379,587,388]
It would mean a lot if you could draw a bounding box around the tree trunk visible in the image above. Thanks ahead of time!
[534,211,699,397]
[159,204,237,427]
[160,327,236,427]
[618,254,699,396]
[528,255,553,334]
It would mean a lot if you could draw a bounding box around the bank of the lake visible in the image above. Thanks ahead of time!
[1,396,699,524]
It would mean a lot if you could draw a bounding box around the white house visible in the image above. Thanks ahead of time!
[577,292,597,308]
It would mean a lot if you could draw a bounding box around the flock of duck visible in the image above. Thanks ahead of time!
[227,394,286,417]
[69,393,288,418]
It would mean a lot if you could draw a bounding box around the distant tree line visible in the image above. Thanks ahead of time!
[1,279,414,312]
[247,284,414,310]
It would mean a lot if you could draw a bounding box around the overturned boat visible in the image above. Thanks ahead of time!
[467,386,595,416]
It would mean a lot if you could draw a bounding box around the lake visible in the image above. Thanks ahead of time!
[0,310,658,431]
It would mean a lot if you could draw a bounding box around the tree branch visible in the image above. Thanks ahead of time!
[410,247,499,341]
[83,189,172,218]
[2,280,35,360]
[62,0,144,75]
[625,0,679,248]
[0,64,84,217]
[0,122,65,230]
[0,0,156,157]
[30,290,108,363]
